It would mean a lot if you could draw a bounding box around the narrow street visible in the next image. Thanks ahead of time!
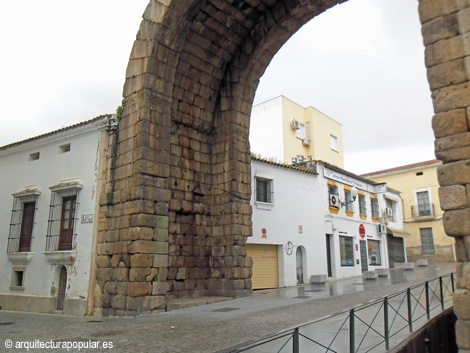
[0,263,455,353]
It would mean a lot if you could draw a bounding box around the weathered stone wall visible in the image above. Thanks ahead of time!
[419,0,470,349]
[93,0,348,316]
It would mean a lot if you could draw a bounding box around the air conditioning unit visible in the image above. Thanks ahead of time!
[302,138,311,146]
[291,120,300,130]
[377,224,386,234]
[329,194,339,208]
[385,208,393,217]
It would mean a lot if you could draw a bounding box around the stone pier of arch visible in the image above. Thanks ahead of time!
[91,0,470,349]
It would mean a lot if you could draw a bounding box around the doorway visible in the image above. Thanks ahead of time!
[296,247,304,285]
[360,240,368,273]
[56,266,67,311]
[326,234,333,277]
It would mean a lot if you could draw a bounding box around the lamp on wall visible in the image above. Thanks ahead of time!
[341,186,358,207]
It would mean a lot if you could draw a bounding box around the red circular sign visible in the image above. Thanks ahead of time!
[359,224,366,238]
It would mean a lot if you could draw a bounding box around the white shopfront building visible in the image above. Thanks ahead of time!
[249,158,406,289]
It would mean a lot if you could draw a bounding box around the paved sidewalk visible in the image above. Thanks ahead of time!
[0,263,455,353]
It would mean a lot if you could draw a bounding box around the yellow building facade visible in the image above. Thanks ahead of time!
[250,96,344,168]
[362,160,455,262]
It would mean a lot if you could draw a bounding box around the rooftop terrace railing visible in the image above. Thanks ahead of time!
[219,273,455,353]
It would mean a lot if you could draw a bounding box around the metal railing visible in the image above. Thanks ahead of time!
[220,273,455,353]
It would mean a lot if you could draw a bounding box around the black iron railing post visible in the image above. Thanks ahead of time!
[425,281,430,320]
[350,308,355,353]
[293,328,300,353]
[384,297,389,351]
[439,276,445,310]
[451,273,455,293]
[407,288,413,333]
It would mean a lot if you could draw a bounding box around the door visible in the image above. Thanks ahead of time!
[59,196,76,250]
[56,266,67,310]
[360,240,368,273]
[387,234,405,268]
[296,247,303,285]
[247,244,279,290]
[326,234,332,277]
[19,201,35,252]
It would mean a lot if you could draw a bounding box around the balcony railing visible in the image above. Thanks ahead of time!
[411,204,435,218]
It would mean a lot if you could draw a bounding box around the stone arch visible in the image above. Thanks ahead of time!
[95,2,470,336]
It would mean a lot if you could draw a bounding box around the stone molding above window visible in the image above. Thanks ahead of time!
[49,178,83,192]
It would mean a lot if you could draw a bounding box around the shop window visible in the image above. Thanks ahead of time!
[46,186,81,252]
[340,236,354,266]
[255,177,273,204]
[420,228,435,255]
[7,191,39,253]
[368,240,381,266]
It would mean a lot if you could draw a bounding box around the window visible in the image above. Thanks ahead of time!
[10,267,25,290]
[370,196,379,220]
[29,152,40,161]
[330,135,338,151]
[328,181,339,212]
[417,191,431,216]
[344,189,354,212]
[328,184,338,196]
[59,143,71,153]
[368,240,381,265]
[420,228,435,255]
[46,187,80,251]
[255,177,273,204]
[386,198,396,222]
[7,193,39,253]
[295,122,306,139]
[359,194,367,216]
[340,236,354,266]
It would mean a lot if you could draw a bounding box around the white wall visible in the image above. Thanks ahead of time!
[0,120,106,314]
[249,159,325,287]
[249,97,285,162]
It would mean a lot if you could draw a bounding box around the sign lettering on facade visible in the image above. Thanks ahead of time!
[323,167,366,190]
[81,214,93,223]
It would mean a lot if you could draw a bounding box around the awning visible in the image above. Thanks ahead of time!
[387,227,411,238]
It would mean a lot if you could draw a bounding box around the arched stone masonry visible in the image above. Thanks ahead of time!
[419,0,470,350]
[93,0,470,347]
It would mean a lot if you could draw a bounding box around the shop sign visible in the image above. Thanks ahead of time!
[359,224,366,238]
[324,167,366,189]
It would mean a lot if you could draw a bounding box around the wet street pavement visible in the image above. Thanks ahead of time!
[0,263,456,353]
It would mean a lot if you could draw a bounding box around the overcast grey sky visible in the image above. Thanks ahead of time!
[0,0,435,175]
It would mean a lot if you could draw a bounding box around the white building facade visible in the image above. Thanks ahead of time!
[0,116,116,315]
[249,158,407,289]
